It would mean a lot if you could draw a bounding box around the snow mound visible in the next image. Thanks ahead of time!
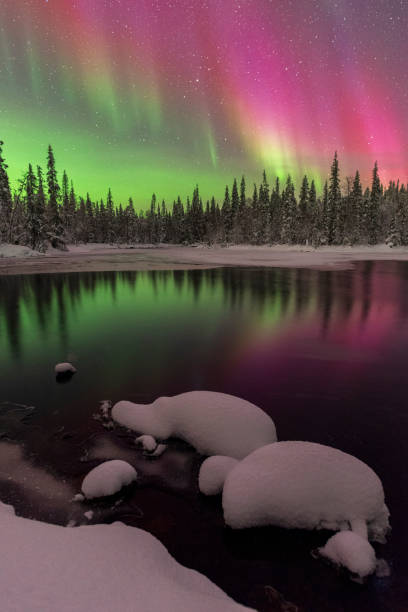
[222,442,390,540]
[199,456,239,496]
[55,362,77,374]
[318,531,377,579]
[81,460,137,499]
[112,391,277,459]
[0,504,252,612]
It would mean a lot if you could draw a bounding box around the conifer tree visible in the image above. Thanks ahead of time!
[298,175,309,244]
[281,176,297,243]
[222,185,232,242]
[0,140,12,242]
[350,171,364,244]
[46,145,62,238]
[106,188,116,243]
[368,161,381,244]
[327,152,341,244]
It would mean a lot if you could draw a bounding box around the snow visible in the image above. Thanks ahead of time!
[81,460,137,499]
[0,501,252,612]
[199,456,239,496]
[150,443,168,457]
[54,362,76,374]
[112,391,277,459]
[318,531,377,579]
[0,244,42,258]
[222,442,390,541]
[135,434,158,452]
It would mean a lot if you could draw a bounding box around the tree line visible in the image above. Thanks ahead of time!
[0,140,407,250]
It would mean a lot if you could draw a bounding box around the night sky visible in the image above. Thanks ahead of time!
[0,0,407,206]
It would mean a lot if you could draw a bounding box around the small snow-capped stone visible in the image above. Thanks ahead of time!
[84,511,94,520]
[318,531,377,579]
[199,456,239,496]
[55,362,77,374]
[73,493,85,502]
[81,460,137,499]
[149,443,167,457]
[135,435,157,452]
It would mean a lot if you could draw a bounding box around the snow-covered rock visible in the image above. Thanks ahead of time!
[112,391,277,459]
[199,456,239,496]
[55,362,77,375]
[317,531,377,579]
[135,434,158,452]
[0,501,252,612]
[150,443,168,457]
[222,442,390,541]
[81,460,137,499]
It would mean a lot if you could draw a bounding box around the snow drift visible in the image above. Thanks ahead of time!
[0,501,252,612]
[112,391,277,459]
[81,460,137,499]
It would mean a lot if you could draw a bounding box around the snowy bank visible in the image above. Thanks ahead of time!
[0,501,252,612]
[222,442,390,538]
[112,391,277,459]
[0,244,42,258]
[81,460,137,499]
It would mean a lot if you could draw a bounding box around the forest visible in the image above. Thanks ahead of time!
[1,140,407,250]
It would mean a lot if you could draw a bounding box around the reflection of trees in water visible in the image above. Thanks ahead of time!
[0,262,399,357]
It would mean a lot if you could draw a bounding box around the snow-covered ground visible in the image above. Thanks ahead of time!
[0,501,252,612]
[112,391,277,459]
[0,244,42,258]
[2,242,408,275]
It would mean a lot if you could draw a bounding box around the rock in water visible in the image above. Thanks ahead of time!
[199,456,239,496]
[55,362,77,381]
[222,441,390,540]
[81,460,137,499]
[112,391,277,459]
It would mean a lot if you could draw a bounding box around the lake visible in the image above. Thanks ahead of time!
[0,263,407,611]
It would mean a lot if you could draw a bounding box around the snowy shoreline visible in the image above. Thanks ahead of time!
[2,242,408,275]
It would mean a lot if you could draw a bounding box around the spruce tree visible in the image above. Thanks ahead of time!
[222,185,232,242]
[327,152,341,244]
[351,171,364,244]
[369,161,381,244]
[281,176,297,243]
[46,145,62,238]
[0,140,12,243]
[298,175,309,244]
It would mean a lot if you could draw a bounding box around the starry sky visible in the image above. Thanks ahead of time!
[0,0,407,206]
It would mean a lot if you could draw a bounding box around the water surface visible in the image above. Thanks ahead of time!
[0,263,407,611]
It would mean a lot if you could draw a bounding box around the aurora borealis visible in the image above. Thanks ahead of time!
[0,0,407,206]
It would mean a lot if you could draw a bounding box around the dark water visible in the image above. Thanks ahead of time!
[1,263,407,611]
